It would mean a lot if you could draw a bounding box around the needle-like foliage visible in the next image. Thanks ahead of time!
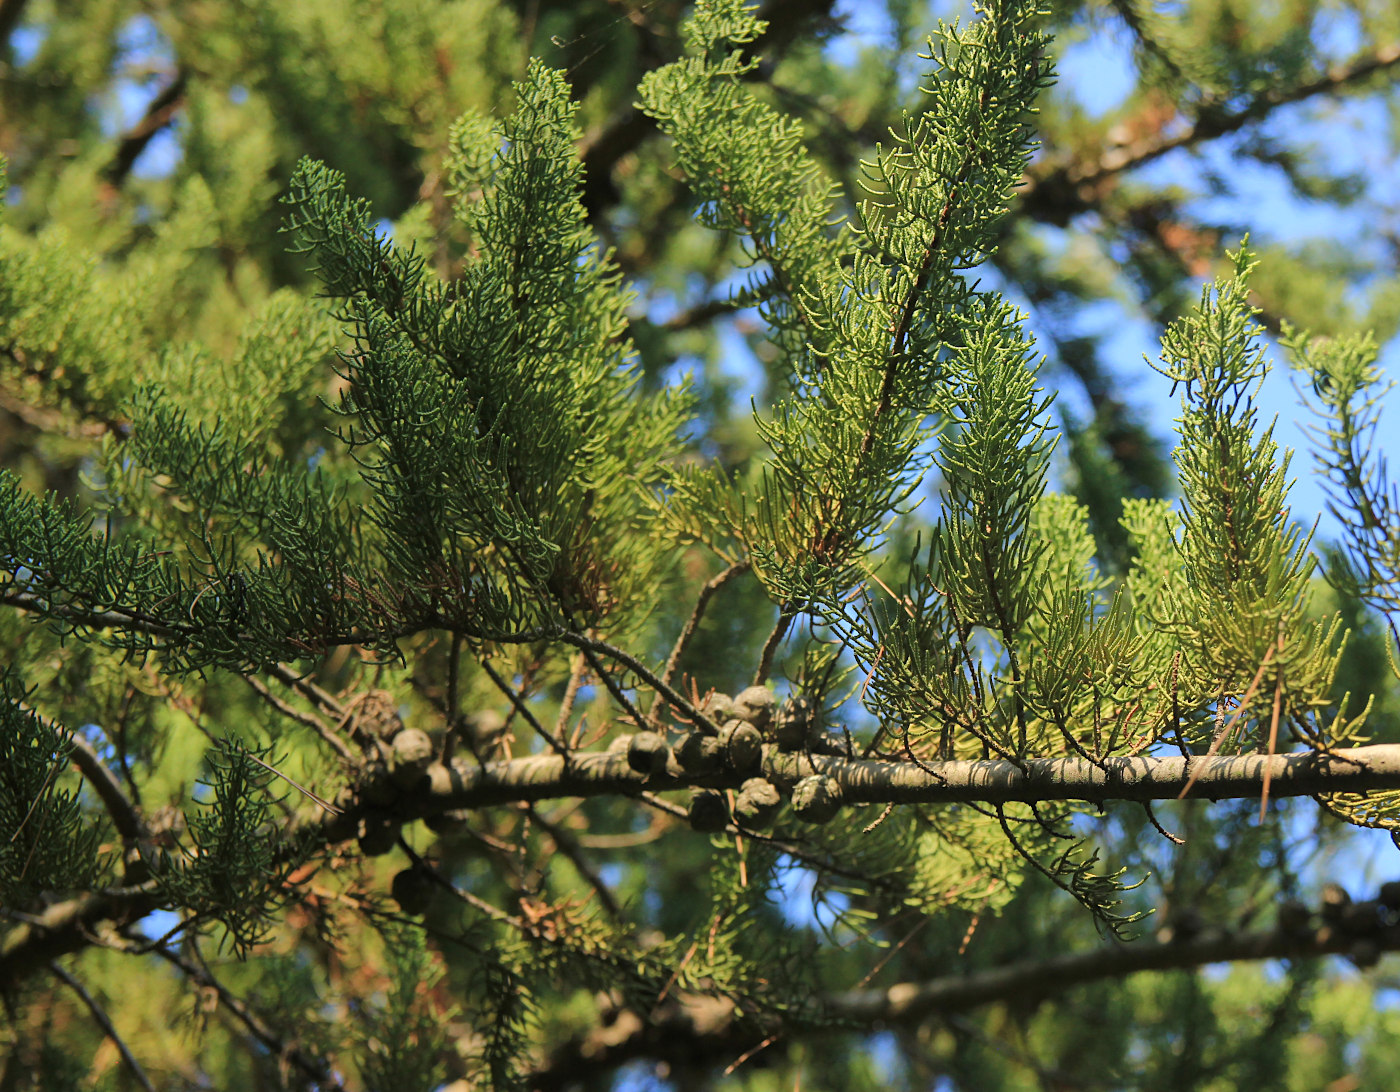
[5,0,1400,1087]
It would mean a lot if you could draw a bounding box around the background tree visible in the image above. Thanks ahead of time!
[5,0,1400,1089]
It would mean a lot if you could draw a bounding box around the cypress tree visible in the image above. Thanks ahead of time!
[5,1,1400,1087]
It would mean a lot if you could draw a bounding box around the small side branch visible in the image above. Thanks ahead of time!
[554,628,713,730]
[660,559,751,692]
[245,676,358,764]
[267,663,346,719]
[1,589,184,639]
[480,657,567,756]
[1022,42,1400,209]
[148,942,343,1089]
[752,607,794,687]
[527,806,623,921]
[49,961,156,1092]
[103,69,189,189]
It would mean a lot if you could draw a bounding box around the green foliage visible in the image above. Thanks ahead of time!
[152,739,310,956]
[1286,322,1400,620]
[1161,245,1344,740]
[4,0,1400,1088]
[358,923,452,1092]
[644,0,1056,613]
[0,674,104,909]
[283,61,692,639]
[637,0,847,378]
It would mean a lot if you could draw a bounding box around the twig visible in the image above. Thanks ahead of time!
[658,295,747,332]
[245,676,357,764]
[479,657,567,756]
[554,650,589,742]
[576,638,649,733]
[396,836,514,924]
[636,791,905,892]
[1179,643,1276,800]
[148,942,343,1089]
[1,588,184,639]
[752,607,794,687]
[48,961,155,1092]
[1261,667,1285,821]
[553,628,714,730]
[527,806,623,921]
[653,560,751,720]
[443,631,463,763]
[266,663,346,718]
[1140,801,1184,846]
[1023,42,1400,203]
[111,686,142,807]
[243,752,341,815]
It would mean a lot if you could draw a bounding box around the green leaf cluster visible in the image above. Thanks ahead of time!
[0,674,104,909]
[151,739,310,957]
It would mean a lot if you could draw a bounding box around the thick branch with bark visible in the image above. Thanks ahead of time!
[833,914,1392,1021]
[12,741,1396,986]
[316,743,1400,842]
[1,883,162,982]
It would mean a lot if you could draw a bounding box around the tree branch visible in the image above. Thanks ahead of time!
[102,69,188,189]
[148,941,343,1090]
[0,382,116,440]
[553,628,715,730]
[1020,42,1400,220]
[0,588,184,639]
[319,744,1400,832]
[658,295,748,332]
[531,894,1400,1085]
[830,914,1391,1023]
[658,559,751,694]
[48,961,156,1092]
[12,742,1400,984]
[1,882,162,981]
[244,675,358,764]
[57,721,147,845]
